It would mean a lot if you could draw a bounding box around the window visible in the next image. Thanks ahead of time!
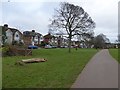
[16,35,19,37]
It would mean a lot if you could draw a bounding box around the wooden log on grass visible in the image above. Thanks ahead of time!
[15,58,47,66]
[21,58,47,63]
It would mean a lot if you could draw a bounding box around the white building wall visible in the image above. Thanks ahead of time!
[14,31,20,41]
[6,29,13,44]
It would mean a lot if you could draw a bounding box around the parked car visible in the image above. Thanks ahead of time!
[64,45,68,48]
[28,45,38,49]
[61,46,65,48]
[45,45,52,49]
[51,45,57,48]
[61,45,68,48]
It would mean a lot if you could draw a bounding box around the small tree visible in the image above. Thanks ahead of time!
[93,34,110,49]
[2,25,7,46]
[117,34,120,48]
[49,2,95,52]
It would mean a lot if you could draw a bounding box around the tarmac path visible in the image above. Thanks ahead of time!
[71,49,118,88]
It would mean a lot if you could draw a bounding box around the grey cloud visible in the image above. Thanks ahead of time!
[1,0,119,43]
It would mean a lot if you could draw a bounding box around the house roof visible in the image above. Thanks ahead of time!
[8,28,22,35]
[23,31,42,37]
[0,26,22,35]
[43,33,55,39]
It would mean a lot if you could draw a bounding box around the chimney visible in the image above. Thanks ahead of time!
[32,30,35,33]
[3,24,8,30]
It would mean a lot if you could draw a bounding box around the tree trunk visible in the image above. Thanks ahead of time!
[38,37,40,45]
[68,36,72,53]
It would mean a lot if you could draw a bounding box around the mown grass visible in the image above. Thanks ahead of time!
[109,49,119,63]
[0,51,2,89]
[2,48,97,88]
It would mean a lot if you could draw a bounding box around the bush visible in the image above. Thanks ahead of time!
[40,41,48,47]
[2,46,9,53]
[12,40,18,45]
[2,45,17,56]
[2,46,10,56]
[18,41,24,46]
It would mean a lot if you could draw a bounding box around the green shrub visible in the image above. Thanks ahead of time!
[12,40,18,45]
[2,46,9,53]
[40,41,48,47]
[2,46,10,56]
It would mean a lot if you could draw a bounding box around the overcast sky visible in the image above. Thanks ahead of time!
[1,0,119,43]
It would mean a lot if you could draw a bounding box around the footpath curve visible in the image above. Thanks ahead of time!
[71,49,118,88]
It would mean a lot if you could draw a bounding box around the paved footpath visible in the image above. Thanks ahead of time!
[71,49,118,88]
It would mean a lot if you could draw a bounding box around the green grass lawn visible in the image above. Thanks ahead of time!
[109,49,119,63]
[2,48,97,88]
[0,52,2,89]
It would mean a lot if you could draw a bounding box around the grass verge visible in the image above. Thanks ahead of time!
[109,49,119,63]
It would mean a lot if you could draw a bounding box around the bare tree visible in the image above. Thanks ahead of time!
[49,2,95,53]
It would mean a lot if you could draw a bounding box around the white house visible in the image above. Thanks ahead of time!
[34,33,43,45]
[1,24,23,45]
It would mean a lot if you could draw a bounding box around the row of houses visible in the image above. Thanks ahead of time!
[1,24,118,48]
[0,24,70,47]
